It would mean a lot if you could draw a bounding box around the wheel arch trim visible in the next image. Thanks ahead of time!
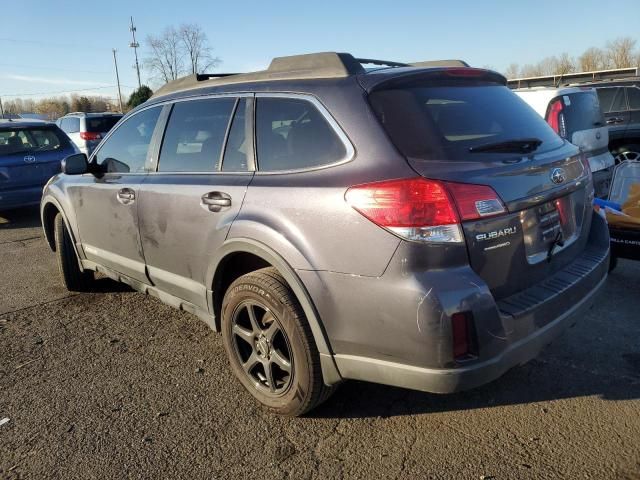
[206,237,342,385]
[40,195,83,265]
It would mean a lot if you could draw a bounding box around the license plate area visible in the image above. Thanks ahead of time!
[522,195,581,264]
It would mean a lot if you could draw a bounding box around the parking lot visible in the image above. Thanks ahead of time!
[0,206,639,479]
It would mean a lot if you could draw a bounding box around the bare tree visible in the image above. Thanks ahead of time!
[554,53,575,75]
[179,23,220,74]
[579,47,609,71]
[503,63,520,79]
[145,26,185,83]
[520,63,544,78]
[606,37,637,68]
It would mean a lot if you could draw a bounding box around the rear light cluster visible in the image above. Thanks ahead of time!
[79,131,101,141]
[546,99,567,138]
[345,178,506,243]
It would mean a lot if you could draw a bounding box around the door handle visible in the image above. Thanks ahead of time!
[117,188,135,204]
[201,192,231,212]
[606,117,624,124]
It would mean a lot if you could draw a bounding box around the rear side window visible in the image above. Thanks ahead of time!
[551,92,605,134]
[256,97,346,171]
[0,127,67,155]
[61,117,80,133]
[626,87,640,110]
[93,106,161,173]
[86,116,121,133]
[158,98,235,173]
[597,87,627,113]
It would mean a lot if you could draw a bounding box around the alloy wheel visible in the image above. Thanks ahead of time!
[230,301,293,395]
[615,150,640,164]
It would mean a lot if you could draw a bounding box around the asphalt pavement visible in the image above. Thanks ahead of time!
[1,206,639,479]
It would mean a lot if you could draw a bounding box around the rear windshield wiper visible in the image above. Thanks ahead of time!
[469,138,543,153]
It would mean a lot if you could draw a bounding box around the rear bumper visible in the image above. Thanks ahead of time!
[301,212,610,392]
[334,273,606,393]
[0,185,44,210]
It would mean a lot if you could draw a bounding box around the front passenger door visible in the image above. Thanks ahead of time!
[68,106,164,283]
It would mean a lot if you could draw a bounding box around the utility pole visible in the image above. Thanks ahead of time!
[129,16,142,89]
[112,49,124,113]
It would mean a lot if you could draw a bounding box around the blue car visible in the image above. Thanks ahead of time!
[0,119,77,210]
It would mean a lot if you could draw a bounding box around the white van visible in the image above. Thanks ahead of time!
[515,87,614,197]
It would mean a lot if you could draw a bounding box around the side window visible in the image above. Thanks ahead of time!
[626,87,640,110]
[158,97,235,172]
[93,106,161,173]
[597,87,626,113]
[61,117,80,133]
[221,99,250,171]
[256,97,347,171]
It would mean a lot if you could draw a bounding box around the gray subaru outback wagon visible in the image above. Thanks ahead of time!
[41,52,609,415]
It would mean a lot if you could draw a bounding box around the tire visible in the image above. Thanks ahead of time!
[54,213,94,292]
[221,267,336,416]
[609,254,618,273]
[613,144,640,165]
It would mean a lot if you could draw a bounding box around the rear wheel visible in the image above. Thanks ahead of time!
[54,213,94,291]
[221,267,335,416]
[613,145,640,164]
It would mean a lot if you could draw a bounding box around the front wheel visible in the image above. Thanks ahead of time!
[53,213,94,292]
[221,267,335,416]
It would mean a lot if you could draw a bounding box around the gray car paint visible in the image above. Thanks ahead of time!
[41,67,610,393]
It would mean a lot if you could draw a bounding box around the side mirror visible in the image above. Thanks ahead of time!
[61,153,88,175]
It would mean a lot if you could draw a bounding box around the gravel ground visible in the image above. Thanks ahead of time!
[1,206,639,479]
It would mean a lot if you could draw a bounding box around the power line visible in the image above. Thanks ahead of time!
[0,85,135,98]
[0,37,111,52]
[0,62,110,75]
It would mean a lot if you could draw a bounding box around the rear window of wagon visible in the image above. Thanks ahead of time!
[369,82,564,161]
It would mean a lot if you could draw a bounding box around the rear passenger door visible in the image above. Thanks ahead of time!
[597,86,629,143]
[137,95,254,309]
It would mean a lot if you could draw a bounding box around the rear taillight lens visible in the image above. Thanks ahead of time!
[345,178,462,243]
[445,182,506,221]
[345,178,506,243]
[79,131,101,141]
[546,99,567,138]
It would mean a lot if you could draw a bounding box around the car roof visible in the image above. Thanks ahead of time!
[0,119,52,128]
[149,52,497,102]
[62,112,122,117]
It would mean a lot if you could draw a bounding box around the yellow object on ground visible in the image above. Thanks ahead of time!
[607,183,640,228]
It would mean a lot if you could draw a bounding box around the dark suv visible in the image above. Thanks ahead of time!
[595,83,640,163]
[40,52,609,415]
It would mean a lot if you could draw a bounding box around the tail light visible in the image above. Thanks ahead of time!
[546,99,567,138]
[345,178,506,243]
[79,131,101,141]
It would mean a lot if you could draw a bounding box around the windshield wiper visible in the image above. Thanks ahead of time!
[469,137,543,153]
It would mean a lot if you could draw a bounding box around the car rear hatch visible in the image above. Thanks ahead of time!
[545,89,613,173]
[365,69,594,300]
[0,125,72,190]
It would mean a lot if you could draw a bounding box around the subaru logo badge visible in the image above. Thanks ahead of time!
[550,167,566,184]
[596,131,602,140]
[23,155,36,164]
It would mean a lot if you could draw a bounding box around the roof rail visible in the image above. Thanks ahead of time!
[410,59,470,68]
[507,67,640,89]
[151,52,473,99]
